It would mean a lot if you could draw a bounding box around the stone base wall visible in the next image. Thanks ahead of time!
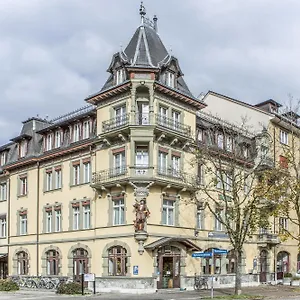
[92,277,157,294]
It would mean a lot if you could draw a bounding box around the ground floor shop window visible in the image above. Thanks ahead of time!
[108,246,127,276]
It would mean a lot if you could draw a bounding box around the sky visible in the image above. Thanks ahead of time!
[1,0,300,144]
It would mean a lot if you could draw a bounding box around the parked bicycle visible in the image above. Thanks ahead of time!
[194,274,208,290]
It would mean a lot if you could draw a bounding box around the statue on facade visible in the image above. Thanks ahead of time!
[133,199,150,232]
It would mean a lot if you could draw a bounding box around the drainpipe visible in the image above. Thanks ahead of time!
[36,162,40,276]
[273,126,276,282]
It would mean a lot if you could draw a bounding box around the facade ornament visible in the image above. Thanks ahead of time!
[133,198,150,232]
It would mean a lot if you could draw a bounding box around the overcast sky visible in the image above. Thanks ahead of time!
[1,0,300,144]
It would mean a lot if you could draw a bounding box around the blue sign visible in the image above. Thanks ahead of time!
[133,265,139,275]
[213,249,228,254]
[192,252,212,258]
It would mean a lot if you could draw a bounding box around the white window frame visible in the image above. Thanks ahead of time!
[280,130,288,145]
[217,133,224,149]
[46,171,53,191]
[46,210,52,233]
[162,199,174,226]
[171,155,180,177]
[73,165,80,185]
[73,123,80,142]
[158,151,168,174]
[83,205,91,229]
[20,214,27,235]
[166,71,175,88]
[279,217,288,231]
[135,147,149,175]
[113,151,126,175]
[83,162,91,184]
[54,131,61,148]
[226,136,233,152]
[19,140,27,158]
[19,177,27,196]
[0,152,7,166]
[0,217,6,238]
[54,209,61,232]
[113,198,125,225]
[46,133,52,151]
[215,209,223,231]
[82,120,90,139]
[0,183,7,201]
[115,106,126,126]
[197,207,204,229]
[54,169,62,189]
[172,110,181,130]
[116,69,125,85]
[73,206,80,230]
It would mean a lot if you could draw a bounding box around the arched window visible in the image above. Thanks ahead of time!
[108,246,127,276]
[73,248,88,282]
[17,251,28,275]
[46,250,59,275]
[277,251,290,279]
[226,250,236,274]
[202,248,221,275]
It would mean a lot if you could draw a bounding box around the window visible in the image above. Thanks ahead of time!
[196,206,204,229]
[46,171,53,191]
[135,147,149,174]
[197,128,203,142]
[279,217,288,232]
[73,248,88,280]
[46,250,59,275]
[0,183,7,201]
[113,198,125,225]
[280,130,288,145]
[215,209,223,231]
[242,145,249,158]
[19,176,27,196]
[116,69,125,85]
[54,131,61,148]
[46,210,52,233]
[162,199,174,226]
[113,151,126,175]
[166,72,175,88]
[226,250,236,274]
[55,208,61,232]
[0,216,6,238]
[46,133,53,151]
[217,134,224,149]
[72,164,80,185]
[73,123,80,142]
[54,168,62,189]
[19,140,27,158]
[171,155,180,177]
[82,120,90,139]
[83,161,91,183]
[226,136,233,152]
[159,106,168,125]
[172,110,180,130]
[216,170,232,191]
[83,204,91,229]
[197,164,204,185]
[73,206,80,230]
[108,246,127,276]
[0,152,7,166]
[17,251,28,275]
[158,151,168,174]
[20,213,27,235]
[115,106,126,126]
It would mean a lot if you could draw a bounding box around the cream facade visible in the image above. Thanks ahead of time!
[0,6,298,294]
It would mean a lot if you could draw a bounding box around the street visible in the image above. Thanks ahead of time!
[0,286,300,300]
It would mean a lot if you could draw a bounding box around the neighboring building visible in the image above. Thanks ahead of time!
[0,4,298,293]
[202,91,300,282]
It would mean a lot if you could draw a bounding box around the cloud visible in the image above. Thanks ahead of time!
[1,0,300,144]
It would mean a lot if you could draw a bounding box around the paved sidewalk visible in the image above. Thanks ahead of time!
[0,285,300,299]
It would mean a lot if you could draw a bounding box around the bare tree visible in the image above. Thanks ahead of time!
[190,112,275,295]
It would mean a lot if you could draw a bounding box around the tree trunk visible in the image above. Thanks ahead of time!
[235,250,242,295]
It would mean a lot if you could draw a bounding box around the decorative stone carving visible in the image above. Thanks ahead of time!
[133,199,150,232]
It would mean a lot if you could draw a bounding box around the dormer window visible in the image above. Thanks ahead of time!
[54,130,62,148]
[82,120,90,139]
[45,133,53,151]
[0,152,7,166]
[166,71,175,88]
[19,140,28,158]
[73,123,80,142]
[116,68,125,85]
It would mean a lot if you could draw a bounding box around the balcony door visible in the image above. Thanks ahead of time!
[115,106,126,126]
[171,155,180,177]
[113,151,125,175]
[159,106,168,125]
[135,146,149,175]
[137,103,149,125]
[172,111,180,130]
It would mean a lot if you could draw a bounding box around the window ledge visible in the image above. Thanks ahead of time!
[17,194,28,198]
[44,188,62,194]
[0,199,7,202]
[70,182,90,188]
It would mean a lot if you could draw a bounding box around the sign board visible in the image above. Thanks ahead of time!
[208,232,229,239]
[192,252,212,258]
[84,273,95,282]
[133,265,139,275]
[213,249,228,254]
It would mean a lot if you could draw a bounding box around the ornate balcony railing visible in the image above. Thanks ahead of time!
[92,166,129,184]
[257,233,280,245]
[135,113,150,125]
[155,114,191,136]
[102,114,129,133]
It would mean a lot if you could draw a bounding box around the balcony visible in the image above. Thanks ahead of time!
[155,114,191,137]
[257,156,274,170]
[102,114,129,133]
[91,165,197,190]
[257,233,280,246]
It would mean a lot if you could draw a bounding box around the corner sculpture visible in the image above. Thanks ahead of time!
[133,199,150,232]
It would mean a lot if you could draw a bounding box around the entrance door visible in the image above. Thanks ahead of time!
[158,254,181,289]
[259,250,267,283]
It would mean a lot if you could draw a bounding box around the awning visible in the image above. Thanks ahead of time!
[144,237,201,251]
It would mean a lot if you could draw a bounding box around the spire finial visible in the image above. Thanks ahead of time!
[153,15,158,32]
[139,1,146,23]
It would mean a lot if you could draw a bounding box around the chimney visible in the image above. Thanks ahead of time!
[153,15,158,32]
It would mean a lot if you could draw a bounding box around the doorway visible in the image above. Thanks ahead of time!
[157,246,181,289]
[259,250,268,283]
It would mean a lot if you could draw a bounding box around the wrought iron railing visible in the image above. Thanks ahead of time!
[10,275,70,290]
[92,166,128,184]
[134,113,150,125]
[102,114,129,133]
[155,114,191,136]
[257,233,280,244]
